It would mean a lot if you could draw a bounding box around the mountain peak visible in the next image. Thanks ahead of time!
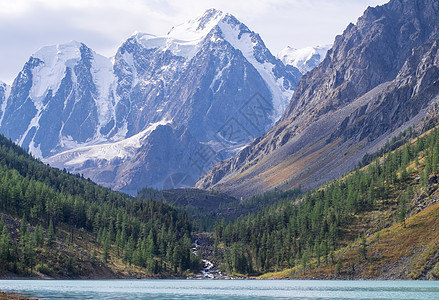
[32,40,86,67]
[128,9,254,61]
[166,9,227,42]
[127,10,230,59]
[196,0,439,198]
[1,8,302,192]
[196,8,225,31]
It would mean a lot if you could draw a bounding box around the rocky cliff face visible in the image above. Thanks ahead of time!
[0,9,301,194]
[197,0,439,198]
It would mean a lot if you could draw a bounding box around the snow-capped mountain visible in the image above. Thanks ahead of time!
[0,81,10,122]
[277,45,331,74]
[197,0,439,198]
[0,41,119,158]
[0,9,302,194]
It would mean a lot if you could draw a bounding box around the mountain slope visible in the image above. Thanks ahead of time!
[0,42,118,158]
[0,9,301,194]
[214,121,439,278]
[0,134,199,278]
[0,82,9,125]
[262,200,439,279]
[197,0,439,198]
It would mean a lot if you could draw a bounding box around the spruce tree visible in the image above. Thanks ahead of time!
[47,219,55,245]
[398,193,408,228]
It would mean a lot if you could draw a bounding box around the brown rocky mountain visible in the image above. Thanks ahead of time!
[197,0,439,198]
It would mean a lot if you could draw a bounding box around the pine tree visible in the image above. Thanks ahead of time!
[34,225,44,247]
[20,214,27,238]
[398,193,408,228]
[22,230,36,272]
[301,249,310,272]
[102,236,110,263]
[359,235,367,260]
[336,260,342,275]
[0,226,11,267]
[47,219,55,246]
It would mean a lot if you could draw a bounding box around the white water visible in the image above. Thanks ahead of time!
[192,239,222,279]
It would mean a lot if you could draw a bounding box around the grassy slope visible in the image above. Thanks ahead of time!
[260,129,439,279]
[0,134,196,279]
[261,199,439,279]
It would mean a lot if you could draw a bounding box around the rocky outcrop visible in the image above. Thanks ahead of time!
[197,0,439,198]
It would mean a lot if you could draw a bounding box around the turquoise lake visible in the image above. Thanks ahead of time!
[0,279,438,299]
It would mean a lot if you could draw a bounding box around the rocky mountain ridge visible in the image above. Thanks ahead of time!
[197,0,439,198]
[0,9,302,194]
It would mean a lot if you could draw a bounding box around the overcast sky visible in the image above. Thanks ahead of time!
[0,0,388,84]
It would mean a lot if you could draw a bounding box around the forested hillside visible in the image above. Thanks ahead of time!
[137,187,301,232]
[0,135,199,278]
[2,115,439,280]
[214,125,439,279]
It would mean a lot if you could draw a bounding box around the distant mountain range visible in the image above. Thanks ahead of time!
[197,0,439,198]
[0,9,322,195]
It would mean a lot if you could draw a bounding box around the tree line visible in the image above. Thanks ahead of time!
[0,135,200,276]
[215,126,439,275]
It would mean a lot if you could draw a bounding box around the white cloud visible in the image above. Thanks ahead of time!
[0,0,388,84]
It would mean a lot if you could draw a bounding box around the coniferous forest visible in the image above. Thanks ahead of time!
[2,123,439,279]
[212,126,439,277]
[0,134,200,277]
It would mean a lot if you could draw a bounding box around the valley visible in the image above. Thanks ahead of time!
[0,0,439,286]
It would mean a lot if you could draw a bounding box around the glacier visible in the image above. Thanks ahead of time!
[0,9,303,194]
[277,45,331,74]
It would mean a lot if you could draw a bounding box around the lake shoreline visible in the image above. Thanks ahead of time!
[0,273,434,280]
[0,279,438,299]
[0,291,35,300]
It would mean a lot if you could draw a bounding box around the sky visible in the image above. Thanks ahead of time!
[0,0,388,84]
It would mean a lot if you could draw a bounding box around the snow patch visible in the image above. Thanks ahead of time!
[3,83,11,100]
[121,51,139,87]
[131,9,225,60]
[91,51,118,127]
[209,61,231,92]
[19,112,42,157]
[277,45,331,74]
[167,9,224,42]
[112,121,129,142]
[30,41,83,99]
[135,33,199,60]
[218,21,291,121]
[28,141,42,159]
[0,82,10,126]
[46,120,171,167]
